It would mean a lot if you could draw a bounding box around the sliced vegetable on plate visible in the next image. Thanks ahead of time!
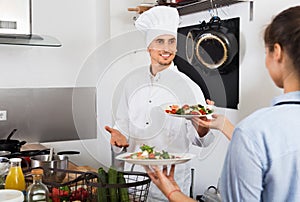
[165,104,214,117]
[116,144,195,165]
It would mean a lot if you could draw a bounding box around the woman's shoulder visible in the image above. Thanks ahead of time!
[235,107,274,136]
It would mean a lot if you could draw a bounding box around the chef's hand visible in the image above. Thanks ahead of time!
[194,114,234,140]
[105,126,129,148]
[190,99,214,137]
[144,165,195,202]
[191,117,210,137]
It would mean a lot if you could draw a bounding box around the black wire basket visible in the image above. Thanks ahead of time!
[25,167,151,202]
[25,167,90,201]
[85,170,151,202]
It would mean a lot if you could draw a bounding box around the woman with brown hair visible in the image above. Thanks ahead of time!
[145,5,300,201]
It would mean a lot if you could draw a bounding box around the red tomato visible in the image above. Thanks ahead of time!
[171,109,177,114]
[70,187,88,201]
[149,153,155,159]
[51,187,69,202]
[199,109,206,115]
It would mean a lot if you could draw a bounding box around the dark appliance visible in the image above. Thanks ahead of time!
[175,17,239,109]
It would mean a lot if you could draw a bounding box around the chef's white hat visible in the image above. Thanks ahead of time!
[135,6,179,47]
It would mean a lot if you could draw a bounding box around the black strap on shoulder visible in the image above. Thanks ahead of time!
[274,101,300,106]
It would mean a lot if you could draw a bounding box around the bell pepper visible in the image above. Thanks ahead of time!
[70,187,89,201]
[51,186,70,202]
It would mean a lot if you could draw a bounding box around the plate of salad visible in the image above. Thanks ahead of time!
[115,144,195,166]
[164,104,214,118]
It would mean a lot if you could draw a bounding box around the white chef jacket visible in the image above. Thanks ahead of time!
[113,62,215,201]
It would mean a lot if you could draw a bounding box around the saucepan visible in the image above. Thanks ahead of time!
[186,16,238,74]
[0,149,50,166]
[30,151,80,183]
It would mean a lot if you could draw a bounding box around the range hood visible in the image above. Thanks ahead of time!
[0,0,61,47]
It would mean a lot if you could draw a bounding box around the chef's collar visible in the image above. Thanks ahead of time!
[149,62,177,81]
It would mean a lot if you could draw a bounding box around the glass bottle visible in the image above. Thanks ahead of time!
[5,158,26,192]
[26,169,49,202]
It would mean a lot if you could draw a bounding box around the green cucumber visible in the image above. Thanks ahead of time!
[108,167,119,202]
[118,172,130,202]
[97,167,108,202]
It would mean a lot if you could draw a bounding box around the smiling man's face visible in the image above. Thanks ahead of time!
[148,34,177,67]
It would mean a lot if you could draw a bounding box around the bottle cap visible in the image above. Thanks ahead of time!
[31,169,44,175]
[9,158,22,163]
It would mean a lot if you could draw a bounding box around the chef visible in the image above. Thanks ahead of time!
[105,6,215,201]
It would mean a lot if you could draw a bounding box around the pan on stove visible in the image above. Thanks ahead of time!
[0,129,26,153]
[186,16,238,74]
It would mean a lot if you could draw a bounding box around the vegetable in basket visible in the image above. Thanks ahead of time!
[96,167,131,202]
[51,186,70,202]
[97,167,108,202]
[118,172,130,202]
[70,187,88,201]
[108,167,119,202]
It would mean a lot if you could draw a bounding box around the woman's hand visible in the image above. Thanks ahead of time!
[192,114,234,140]
[105,126,129,147]
[144,165,196,202]
[190,99,234,140]
[144,165,179,196]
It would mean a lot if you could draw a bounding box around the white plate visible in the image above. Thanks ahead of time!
[115,153,195,166]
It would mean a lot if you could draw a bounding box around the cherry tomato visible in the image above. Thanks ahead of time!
[149,153,155,159]
[199,109,206,115]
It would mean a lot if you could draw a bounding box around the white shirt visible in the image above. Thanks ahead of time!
[113,62,215,201]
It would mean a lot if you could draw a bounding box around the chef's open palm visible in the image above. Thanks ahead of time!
[105,126,129,148]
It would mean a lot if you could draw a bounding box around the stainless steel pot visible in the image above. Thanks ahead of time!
[30,151,80,183]
[30,154,68,183]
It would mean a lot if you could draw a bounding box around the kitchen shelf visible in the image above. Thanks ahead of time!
[176,0,251,16]
[0,34,61,47]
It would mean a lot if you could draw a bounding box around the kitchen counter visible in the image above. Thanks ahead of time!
[21,143,48,151]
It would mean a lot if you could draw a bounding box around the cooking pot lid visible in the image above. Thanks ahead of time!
[186,31,194,64]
